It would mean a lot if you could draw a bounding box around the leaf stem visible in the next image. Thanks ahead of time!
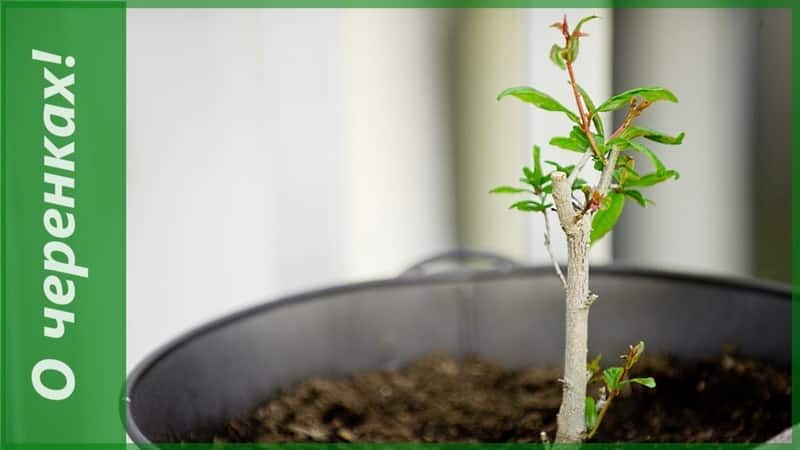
[565,59,605,164]
[608,99,652,140]
[562,25,604,164]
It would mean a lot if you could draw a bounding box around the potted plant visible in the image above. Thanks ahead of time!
[490,14,681,443]
[125,14,792,446]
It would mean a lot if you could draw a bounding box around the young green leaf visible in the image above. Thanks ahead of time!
[544,160,576,176]
[595,87,679,113]
[549,136,587,153]
[572,178,588,190]
[569,126,590,148]
[585,396,598,430]
[587,353,603,375]
[624,139,666,175]
[627,341,645,367]
[623,377,656,389]
[624,170,680,187]
[622,189,651,207]
[590,192,625,244]
[497,86,580,124]
[572,83,605,137]
[550,44,566,70]
[620,126,685,145]
[573,15,599,36]
[566,34,580,62]
[603,367,624,392]
[489,186,530,194]
[532,145,544,183]
[510,200,551,212]
[522,166,536,184]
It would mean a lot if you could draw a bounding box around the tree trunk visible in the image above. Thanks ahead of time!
[555,217,591,443]
[550,171,592,443]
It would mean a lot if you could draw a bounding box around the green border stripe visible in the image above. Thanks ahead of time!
[122,0,797,8]
[0,0,126,445]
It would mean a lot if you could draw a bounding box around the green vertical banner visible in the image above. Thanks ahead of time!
[1,0,126,445]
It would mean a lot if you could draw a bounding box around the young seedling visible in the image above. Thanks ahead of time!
[491,15,684,443]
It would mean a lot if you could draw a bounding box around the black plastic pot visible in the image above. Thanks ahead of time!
[126,250,792,443]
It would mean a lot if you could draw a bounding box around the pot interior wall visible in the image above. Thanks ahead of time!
[127,269,790,442]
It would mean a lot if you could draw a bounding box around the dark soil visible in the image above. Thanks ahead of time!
[213,352,791,443]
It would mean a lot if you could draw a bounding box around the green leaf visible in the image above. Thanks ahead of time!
[566,34,580,62]
[623,377,656,389]
[585,397,598,431]
[603,367,624,392]
[522,166,541,186]
[620,126,685,145]
[489,186,530,194]
[624,139,666,175]
[550,136,587,153]
[497,86,580,124]
[569,126,590,148]
[625,170,680,187]
[550,44,566,70]
[622,189,651,207]
[573,15,599,36]
[509,200,551,212]
[544,161,576,176]
[573,83,605,137]
[572,178,588,190]
[595,87,679,113]
[591,192,624,244]
[565,16,598,63]
[532,145,543,183]
[587,353,603,375]
[628,341,645,367]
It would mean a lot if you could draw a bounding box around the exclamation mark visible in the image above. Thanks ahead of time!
[32,49,61,64]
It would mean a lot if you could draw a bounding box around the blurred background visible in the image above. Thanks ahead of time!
[126,8,791,370]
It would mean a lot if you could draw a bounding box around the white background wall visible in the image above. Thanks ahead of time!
[127,9,455,370]
[612,9,756,275]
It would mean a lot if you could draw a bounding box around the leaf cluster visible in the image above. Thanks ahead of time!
[491,15,684,244]
[489,145,586,214]
[584,342,656,439]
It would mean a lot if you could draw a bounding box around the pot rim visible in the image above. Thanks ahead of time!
[125,263,792,444]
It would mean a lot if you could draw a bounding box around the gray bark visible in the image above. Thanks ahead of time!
[551,172,592,443]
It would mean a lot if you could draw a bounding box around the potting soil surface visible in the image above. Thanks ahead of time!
[211,352,790,443]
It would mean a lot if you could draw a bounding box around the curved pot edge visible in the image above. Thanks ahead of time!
[125,264,794,445]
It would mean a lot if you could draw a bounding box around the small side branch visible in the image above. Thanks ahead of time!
[597,144,621,196]
[567,151,593,186]
[541,198,567,290]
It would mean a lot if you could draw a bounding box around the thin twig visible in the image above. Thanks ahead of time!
[597,144,621,195]
[541,193,567,290]
[566,61,605,163]
[608,99,652,141]
[567,150,593,186]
